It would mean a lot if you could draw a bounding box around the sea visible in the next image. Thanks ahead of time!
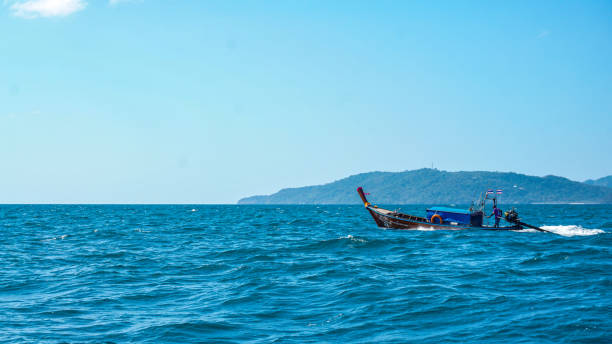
[0,204,610,343]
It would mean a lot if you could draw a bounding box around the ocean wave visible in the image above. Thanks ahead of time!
[2,204,611,343]
[42,234,68,241]
[339,234,367,243]
[412,225,464,231]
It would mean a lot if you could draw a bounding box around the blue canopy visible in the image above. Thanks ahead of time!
[426,206,472,225]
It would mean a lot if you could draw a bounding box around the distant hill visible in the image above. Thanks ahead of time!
[238,169,612,204]
[584,175,612,188]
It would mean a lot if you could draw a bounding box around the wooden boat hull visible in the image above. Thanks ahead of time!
[366,205,522,231]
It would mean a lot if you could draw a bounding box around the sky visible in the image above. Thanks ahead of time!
[1,0,611,203]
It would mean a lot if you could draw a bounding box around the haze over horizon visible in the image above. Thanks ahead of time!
[2,1,611,203]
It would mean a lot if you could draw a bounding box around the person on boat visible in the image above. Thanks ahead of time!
[488,204,502,227]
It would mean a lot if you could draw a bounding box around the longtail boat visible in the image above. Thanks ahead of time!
[357,187,548,232]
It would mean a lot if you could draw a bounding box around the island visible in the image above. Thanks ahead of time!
[238,169,612,204]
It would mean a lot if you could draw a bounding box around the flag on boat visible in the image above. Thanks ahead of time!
[496,189,503,194]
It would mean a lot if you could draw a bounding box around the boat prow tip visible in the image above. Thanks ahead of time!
[356,186,370,207]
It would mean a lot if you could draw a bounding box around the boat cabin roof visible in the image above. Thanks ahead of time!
[427,206,471,215]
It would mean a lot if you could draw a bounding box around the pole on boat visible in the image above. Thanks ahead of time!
[357,187,370,207]
[515,221,555,234]
[504,210,554,234]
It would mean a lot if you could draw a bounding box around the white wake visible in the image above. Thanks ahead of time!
[524,225,605,237]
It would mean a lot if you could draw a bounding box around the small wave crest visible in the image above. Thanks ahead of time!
[533,225,604,237]
[42,234,68,241]
[408,226,461,231]
[339,234,367,243]
[414,226,439,231]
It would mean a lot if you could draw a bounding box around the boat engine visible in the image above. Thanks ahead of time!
[504,208,519,223]
[502,208,552,233]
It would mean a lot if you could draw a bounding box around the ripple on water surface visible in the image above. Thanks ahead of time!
[0,204,610,343]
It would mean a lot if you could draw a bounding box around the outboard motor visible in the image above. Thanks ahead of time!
[502,208,552,233]
[504,208,519,223]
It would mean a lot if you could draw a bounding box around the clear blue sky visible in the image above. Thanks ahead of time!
[1,0,611,203]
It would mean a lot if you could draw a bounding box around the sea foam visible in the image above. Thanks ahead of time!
[539,225,604,237]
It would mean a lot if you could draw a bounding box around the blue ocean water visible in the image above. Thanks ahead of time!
[0,204,610,343]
